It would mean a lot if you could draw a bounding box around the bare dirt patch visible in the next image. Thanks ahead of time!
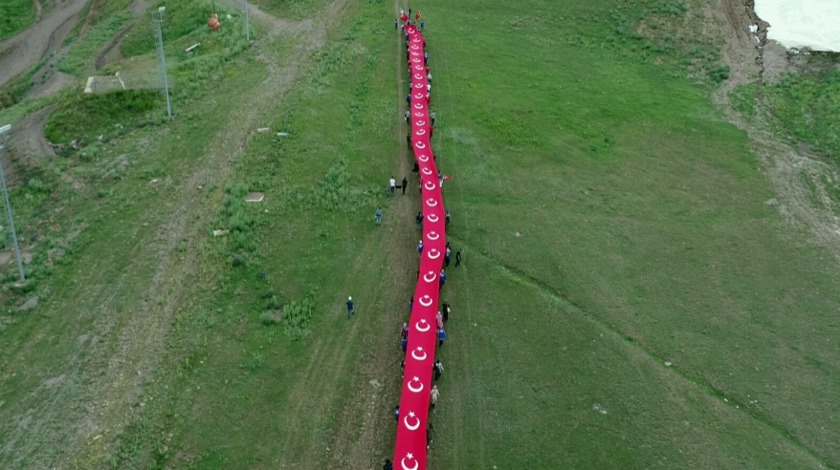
[707,0,840,262]
[8,105,57,169]
[0,0,89,88]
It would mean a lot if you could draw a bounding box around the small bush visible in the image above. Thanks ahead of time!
[709,65,730,83]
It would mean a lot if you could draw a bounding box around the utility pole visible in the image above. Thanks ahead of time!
[152,7,172,120]
[0,124,26,284]
[244,0,250,42]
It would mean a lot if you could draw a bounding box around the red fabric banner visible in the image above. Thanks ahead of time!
[393,25,442,470]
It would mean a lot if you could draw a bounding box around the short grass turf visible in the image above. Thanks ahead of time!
[422,0,840,467]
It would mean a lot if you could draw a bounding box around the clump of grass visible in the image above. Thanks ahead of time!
[283,296,314,340]
[0,0,36,41]
[260,312,281,326]
[708,64,730,83]
[45,89,160,151]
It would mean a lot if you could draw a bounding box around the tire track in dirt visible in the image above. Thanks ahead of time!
[0,0,89,88]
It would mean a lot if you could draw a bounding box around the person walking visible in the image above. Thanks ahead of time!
[404,110,410,124]
[433,358,444,380]
[394,405,400,420]
[436,310,444,329]
[384,458,394,470]
[455,248,462,267]
[430,110,436,126]
[401,322,409,339]
[346,296,354,319]
[445,209,451,225]
[409,297,414,312]
[439,269,446,288]
[406,133,412,149]
[437,327,446,347]
[389,177,396,194]
[375,207,383,225]
[402,176,408,194]
[394,19,398,30]
[442,300,450,323]
[420,19,425,31]
[430,385,440,410]
[401,335,408,351]
[444,246,451,268]
[426,422,434,450]
[416,212,423,230]
[418,240,424,255]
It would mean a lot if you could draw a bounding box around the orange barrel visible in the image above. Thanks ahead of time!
[208,14,220,31]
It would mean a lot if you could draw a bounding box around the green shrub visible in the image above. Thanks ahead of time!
[45,89,160,146]
[708,64,730,83]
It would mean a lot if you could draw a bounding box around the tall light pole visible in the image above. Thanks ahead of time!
[0,124,26,284]
[244,0,250,42]
[152,6,172,120]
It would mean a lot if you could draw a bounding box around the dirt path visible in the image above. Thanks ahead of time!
[0,0,89,88]
[0,0,365,467]
[708,0,840,263]
[319,3,419,467]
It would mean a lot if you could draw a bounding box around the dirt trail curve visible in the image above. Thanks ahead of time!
[0,0,90,88]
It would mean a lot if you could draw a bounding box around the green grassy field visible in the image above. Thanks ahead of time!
[0,0,36,41]
[1,0,840,468]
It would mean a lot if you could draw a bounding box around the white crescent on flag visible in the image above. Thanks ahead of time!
[414,103,424,109]
[416,120,426,127]
[427,213,439,223]
[415,129,426,136]
[415,141,427,149]
[424,181,436,190]
[418,155,429,162]
[427,248,441,260]
[425,198,437,207]
[426,231,439,241]
[411,347,427,361]
[403,411,421,431]
[407,376,425,393]
[419,295,433,307]
[415,319,431,332]
[401,454,419,470]
[423,271,437,283]
[421,167,432,175]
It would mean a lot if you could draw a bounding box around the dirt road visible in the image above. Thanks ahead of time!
[0,0,90,88]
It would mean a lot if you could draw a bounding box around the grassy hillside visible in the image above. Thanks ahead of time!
[1,0,840,468]
[423,0,840,467]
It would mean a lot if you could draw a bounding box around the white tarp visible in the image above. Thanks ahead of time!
[755,0,840,51]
